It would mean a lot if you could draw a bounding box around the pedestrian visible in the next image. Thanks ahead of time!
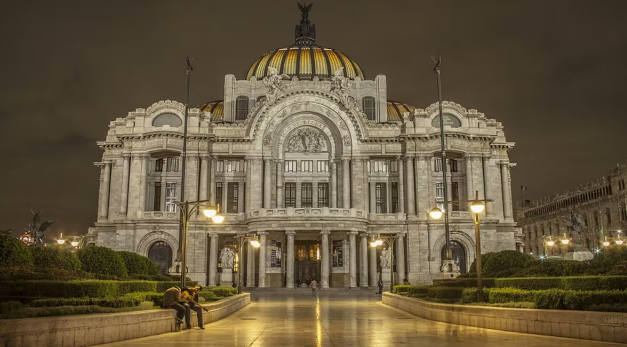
[377,279,383,294]
[310,279,317,296]
[162,287,186,330]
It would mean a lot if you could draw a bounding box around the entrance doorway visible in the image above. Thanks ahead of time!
[294,240,321,286]
[148,241,173,274]
[441,241,467,274]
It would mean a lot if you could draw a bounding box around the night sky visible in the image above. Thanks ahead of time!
[2,1,626,238]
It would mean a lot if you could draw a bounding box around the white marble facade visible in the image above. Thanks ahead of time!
[88,12,522,287]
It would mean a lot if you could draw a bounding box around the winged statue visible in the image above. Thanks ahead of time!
[262,67,291,105]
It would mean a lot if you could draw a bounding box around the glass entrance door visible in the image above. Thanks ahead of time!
[294,240,321,286]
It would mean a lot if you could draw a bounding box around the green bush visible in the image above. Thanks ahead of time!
[587,247,627,275]
[495,277,562,290]
[198,290,217,302]
[156,281,198,292]
[461,288,491,304]
[123,292,164,307]
[0,234,33,270]
[77,247,127,277]
[0,302,154,319]
[433,278,496,288]
[30,247,81,271]
[469,250,534,278]
[0,280,164,298]
[30,297,140,308]
[392,285,413,294]
[513,260,589,277]
[0,301,24,314]
[494,276,627,291]
[208,286,237,297]
[118,251,159,276]
[427,287,464,299]
[489,288,536,304]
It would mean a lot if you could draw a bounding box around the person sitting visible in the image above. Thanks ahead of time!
[177,288,194,329]
[162,287,186,330]
[182,286,210,329]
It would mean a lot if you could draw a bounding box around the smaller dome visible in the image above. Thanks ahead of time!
[387,101,416,122]
[199,100,224,122]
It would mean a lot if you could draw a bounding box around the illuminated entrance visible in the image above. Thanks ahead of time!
[294,240,321,285]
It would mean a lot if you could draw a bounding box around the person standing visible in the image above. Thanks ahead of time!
[162,287,186,330]
[377,279,384,294]
[310,279,318,296]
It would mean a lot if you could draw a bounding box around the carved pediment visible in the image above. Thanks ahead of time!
[286,127,327,153]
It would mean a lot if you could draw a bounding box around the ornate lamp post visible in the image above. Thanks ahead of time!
[234,234,261,294]
[370,234,398,293]
[174,200,224,288]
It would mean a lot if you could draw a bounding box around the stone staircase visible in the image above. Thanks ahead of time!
[245,287,381,297]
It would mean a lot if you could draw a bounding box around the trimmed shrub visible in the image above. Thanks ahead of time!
[469,250,534,278]
[30,247,81,271]
[0,280,165,298]
[489,288,536,304]
[118,251,159,276]
[495,277,562,290]
[198,290,217,302]
[156,281,198,292]
[513,260,589,277]
[495,276,627,291]
[208,286,237,297]
[587,247,627,275]
[427,287,465,299]
[77,247,127,277]
[0,302,154,319]
[0,301,24,314]
[30,297,140,308]
[407,285,430,297]
[123,292,164,307]
[392,285,413,294]
[0,234,33,270]
[461,288,491,304]
[433,278,496,288]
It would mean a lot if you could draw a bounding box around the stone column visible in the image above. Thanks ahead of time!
[369,242,377,286]
[483,156,494,216]
[99,162,111,220]
[343,159,350,208]
[246,241,255,287]
[120,154,130,214]
[208,233,218,287]
[320,230,330,289]
[276,160,284,208]
[138,155,148,212]
[396,233,406,284]
[360,233,369,287]
[398,158,405,213]
[258,232,268,288]
[405,156,415,215]
[465,155,474,210]
[245,158,251,211]
[330,161,337,208]
[209,157,216,206]
[349,231,357,288]
[286,231,295,289]
[199,155,209,201]
[264,159,272,208]
[416,155,431,220]
[501,162,512,219]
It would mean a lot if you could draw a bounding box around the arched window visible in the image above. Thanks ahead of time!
[235,96,249,121]
[441,241,467,274]
[606,208,612,226]
[148,241,173,275]
[621,201,627,221]
[152,113,182,127]
[593,211,599,227]
[362,96,376,120]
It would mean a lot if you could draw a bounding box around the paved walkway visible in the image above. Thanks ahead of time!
[102,297,624,347]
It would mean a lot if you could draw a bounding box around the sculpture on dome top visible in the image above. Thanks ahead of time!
[295,3,316,43]
[331,67,354,108]
[262,67,290,105]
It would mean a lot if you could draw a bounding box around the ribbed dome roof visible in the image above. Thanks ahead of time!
[246,45,364,81]
[387,101,416,122]
[199,100,224,122]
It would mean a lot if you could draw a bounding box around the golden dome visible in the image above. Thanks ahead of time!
[199,100,224,122]
[387,101,416,122]
[246,45,364,81]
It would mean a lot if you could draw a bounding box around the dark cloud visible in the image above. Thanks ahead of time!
[1,0,627,237]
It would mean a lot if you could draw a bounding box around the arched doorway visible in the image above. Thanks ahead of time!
[441,241,467,274]
[148,241,173,275]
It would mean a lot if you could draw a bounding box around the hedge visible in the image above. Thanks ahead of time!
[118,251,159,277]
[207,286,237,297]
[432,278,496,288]
[427,287,465,299]
[0,302,154,319]
[77,247,127,277]
[30,297,141,308]
[123,292,164,307]
[494,276,627,291]
[0,280,191,298]
[461,288,491,304]
[469,250,534,278]
[392,285,430,297]
[30,247,81,271]
[0,234,33,270]
[513,260,589,277]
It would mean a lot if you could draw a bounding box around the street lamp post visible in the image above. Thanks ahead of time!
[174,199,224,288]
[234,234,261,294]
[370,234,398,293]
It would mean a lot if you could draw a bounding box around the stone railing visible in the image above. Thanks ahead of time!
[247,207,368,220]
[139,211,179,220]
[369,213,406,221]
[383,293,627,344]
[0,293,250,347]
[449,211,471,219]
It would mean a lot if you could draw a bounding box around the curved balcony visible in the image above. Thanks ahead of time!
[247,207,369,223]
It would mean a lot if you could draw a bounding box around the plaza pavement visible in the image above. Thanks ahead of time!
[100,296,624,347]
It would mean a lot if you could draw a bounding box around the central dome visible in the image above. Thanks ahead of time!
[245,3,364,81]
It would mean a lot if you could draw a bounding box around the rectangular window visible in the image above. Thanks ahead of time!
[332,240,344,267]
[434,158,442,172]
[452,182,459,211]
[155,159,164,172]
[317,160,329,172]
[270,240,282,267]
[284,160,297,172]
[390,160,398,172]
[450,159,458,173]
[391,182,398,213]
[300,160,313,172]
[375,182,387,213]
[227,182,238,213]
[153,182,162,211]
[166,157,180,172]
[318,183,329,207]
[216,182,223,210]
[370,160,388,173]
[216,160,224,173]
[243,182,246,212]
[301,183,313,207]
[285,182,296,207]
[165,182,177,212]
[435,182,444,211]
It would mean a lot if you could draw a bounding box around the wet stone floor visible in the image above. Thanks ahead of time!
[101,296,625,347]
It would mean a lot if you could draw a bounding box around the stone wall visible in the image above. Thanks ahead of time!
[382,293,627,344]
[0,294,250,347]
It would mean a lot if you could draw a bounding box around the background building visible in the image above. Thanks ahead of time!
[88,8,521,286]
[519,161,627,256]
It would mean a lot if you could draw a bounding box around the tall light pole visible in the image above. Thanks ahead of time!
[432,55,453,272]
[234,234,260,294]
[469,192,486,302]
[176,58,194,275]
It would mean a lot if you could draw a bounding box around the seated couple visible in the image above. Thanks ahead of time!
[163,286,209,330]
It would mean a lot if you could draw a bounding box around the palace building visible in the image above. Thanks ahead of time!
[87,6,522,287]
